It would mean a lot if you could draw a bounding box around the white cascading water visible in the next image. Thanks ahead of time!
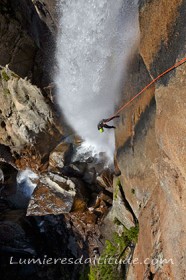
[55,0,139,160]
[8,169,38,208]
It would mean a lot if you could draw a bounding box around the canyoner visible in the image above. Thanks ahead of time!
[97,116,119,133]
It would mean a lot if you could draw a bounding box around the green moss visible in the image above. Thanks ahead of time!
[114,178,121,200]
[1,70,10,81]
[88,239,120,280]
[88,225,139,280]
[121,224,139,245]
[114,185,119,200]
[88,267,96,280]
[113,217,123,226]
[116,178,121,186]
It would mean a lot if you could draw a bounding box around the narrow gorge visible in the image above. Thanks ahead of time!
[0,1,185,280]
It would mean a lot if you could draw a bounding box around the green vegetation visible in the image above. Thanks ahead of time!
[114,178,121,200]
[114,184,119,200]
[121,224,139,245]
[116,178,121,186]
[88,239,121,280]
[88,224,139,280]
[1,70,10,81]
[79,179,139,280]
[113,217,122,226]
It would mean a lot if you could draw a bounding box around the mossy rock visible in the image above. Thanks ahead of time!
[1,70,10,82]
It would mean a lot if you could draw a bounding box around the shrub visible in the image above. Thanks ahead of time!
[88,225,139,280]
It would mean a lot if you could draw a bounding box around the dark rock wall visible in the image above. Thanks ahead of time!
[0,0,185,279]
[0,0,56,87]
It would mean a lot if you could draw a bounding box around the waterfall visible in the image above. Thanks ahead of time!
[55,0,139,160]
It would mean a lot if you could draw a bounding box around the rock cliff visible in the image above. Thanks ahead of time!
[0,0,185,280]
[0,0,57,87]
[114,0,186,279]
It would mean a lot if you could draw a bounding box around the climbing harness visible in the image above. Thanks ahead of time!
[104,57,186,123]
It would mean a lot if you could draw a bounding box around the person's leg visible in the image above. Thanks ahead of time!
[104,124,116,129]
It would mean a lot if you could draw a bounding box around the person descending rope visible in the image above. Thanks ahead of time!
[97,116,119,133]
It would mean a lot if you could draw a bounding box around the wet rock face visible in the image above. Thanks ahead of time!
[114,0,186,279]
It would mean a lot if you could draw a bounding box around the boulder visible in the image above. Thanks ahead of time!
[27,172,76,216]
[48,142,73,170]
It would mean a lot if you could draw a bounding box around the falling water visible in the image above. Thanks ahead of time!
[55,0,139,160]
[8,169,38,208]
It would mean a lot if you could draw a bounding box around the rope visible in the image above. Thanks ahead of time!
[105,57,186,123]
